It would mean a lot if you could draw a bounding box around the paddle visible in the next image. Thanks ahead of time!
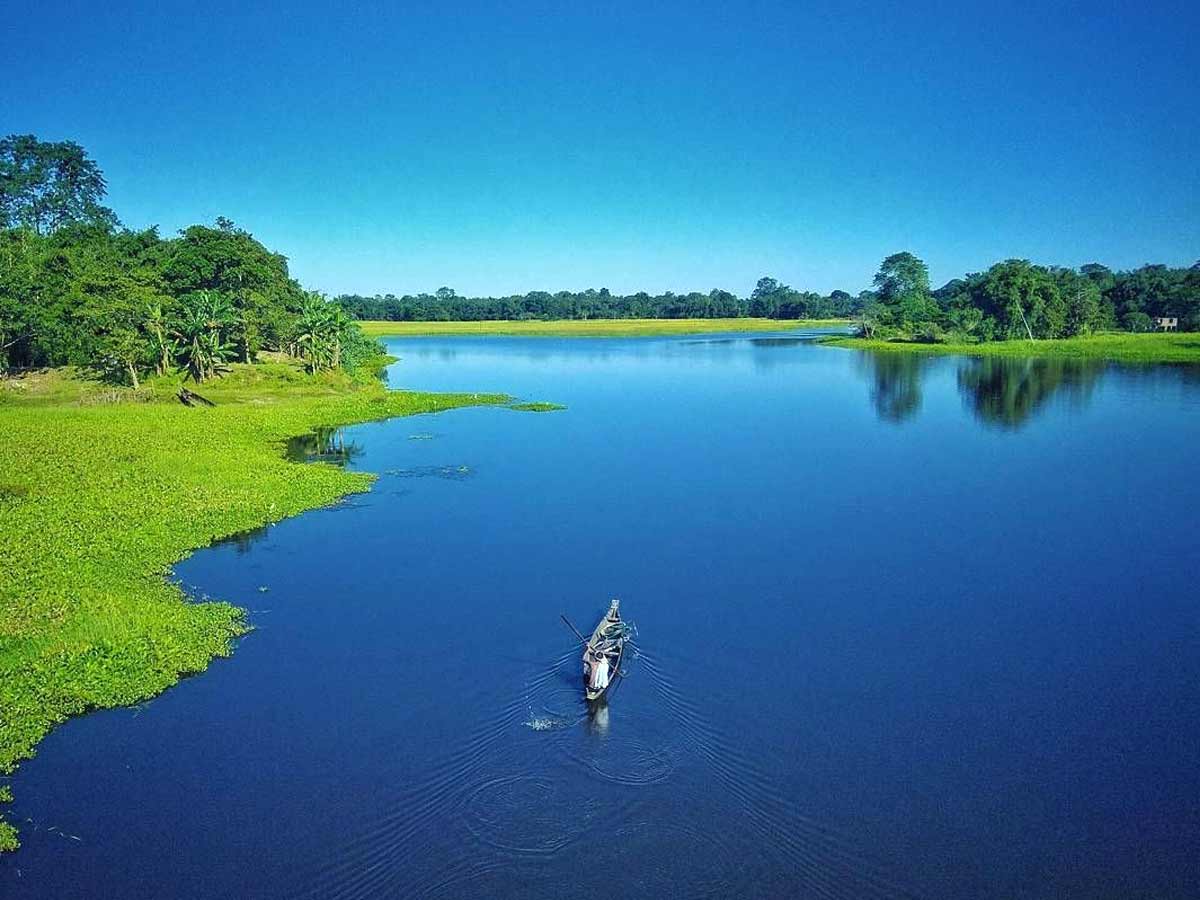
[560,614,588,645]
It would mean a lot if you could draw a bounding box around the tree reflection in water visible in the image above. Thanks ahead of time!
[956,357,1104,429]
[858,350,1108,429]
[284,426,363,465]
[858,351,930,423]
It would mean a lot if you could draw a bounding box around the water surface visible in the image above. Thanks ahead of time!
[4,333,1198,898]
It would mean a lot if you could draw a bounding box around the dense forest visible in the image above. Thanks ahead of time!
[334,280,865,322]
[0,135,376,383]
[860,251,1200,342]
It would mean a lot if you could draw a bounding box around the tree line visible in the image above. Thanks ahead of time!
[0,135,376,383]
[861,251,1199,342]
[335,251,1199,339]
[5,135,1195,380]
[334,279,865,323]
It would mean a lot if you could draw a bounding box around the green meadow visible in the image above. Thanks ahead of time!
[822,332,1200,364]
[360,317,851,337]
[0,362,511,850]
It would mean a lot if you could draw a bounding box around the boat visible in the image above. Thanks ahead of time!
[582,599,625,703]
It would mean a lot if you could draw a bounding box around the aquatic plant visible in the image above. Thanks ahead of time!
[509,402,566,412]
[0,785,14,850]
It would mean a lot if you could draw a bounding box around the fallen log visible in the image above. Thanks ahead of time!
[178,387,216,407]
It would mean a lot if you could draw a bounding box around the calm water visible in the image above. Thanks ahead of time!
[4,333,1199,899]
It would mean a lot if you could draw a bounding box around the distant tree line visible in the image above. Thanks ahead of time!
[336,252,1199,339]
[334,280,866,323]
[0,134,377,383]
[860,251,1200,342]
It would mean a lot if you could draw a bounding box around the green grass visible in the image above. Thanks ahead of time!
[0,361,510,850]
[360,317,851,337]
[822,332,1200,364]
[509,401,566,412]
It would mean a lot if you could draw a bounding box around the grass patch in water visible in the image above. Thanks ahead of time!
[0,785,13,851]
[0,360,511,850]
[361,317,851,337]
[821,332,1200,364]
[509,402,566,412]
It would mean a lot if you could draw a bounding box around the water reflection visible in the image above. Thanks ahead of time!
[858,351,1111,429]
[214,524,270,554]
[957,357,1104,429]
[858,352,930,423]
[284,427,362,465]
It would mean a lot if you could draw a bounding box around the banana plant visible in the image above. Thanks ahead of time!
[172,291,236,381]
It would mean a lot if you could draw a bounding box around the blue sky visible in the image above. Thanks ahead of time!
[6,0,1198,296]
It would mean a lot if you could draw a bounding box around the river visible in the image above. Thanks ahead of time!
[3,332,1198,898]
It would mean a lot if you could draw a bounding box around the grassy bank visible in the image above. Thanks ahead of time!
[822,332,1200,364]
[0,362,510,851]
[360,317,851,337]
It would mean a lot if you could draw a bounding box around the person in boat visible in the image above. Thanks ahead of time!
[589,648,611,692]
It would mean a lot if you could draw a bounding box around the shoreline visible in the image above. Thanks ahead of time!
[821,333,1200,365]
[0,362,514,851]
[360,317,852,337]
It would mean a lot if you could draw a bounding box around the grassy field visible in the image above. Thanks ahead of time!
[822,332,1200,364]
[0,362,513,851]
[360,317,851,337]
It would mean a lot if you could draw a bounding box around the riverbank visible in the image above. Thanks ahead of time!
[0,362,510,851]
[360,317,851,337]
[822,332,1200,364]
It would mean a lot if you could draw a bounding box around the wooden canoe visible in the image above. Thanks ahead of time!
[582,599,625,703]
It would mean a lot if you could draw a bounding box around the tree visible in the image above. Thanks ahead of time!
[173,291,236,382]
[1051,267,1103,336]
[872,252,937,331]
[164,220,301,361]
[873,252,931,304]
[0,134,118,234]
[294,293,355,373]
[975,260,1066,340]
[750,277,788,318]
[87,293,149,388]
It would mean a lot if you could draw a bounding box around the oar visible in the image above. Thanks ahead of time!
[560,614,588,646]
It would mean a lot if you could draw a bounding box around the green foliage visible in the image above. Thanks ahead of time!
[862,251,1198,344]
[869,252,940,332]
[163,218,304,360]
[0,134,117,234]
[0,215,375,381]
[172,291,237,382]
[0,363,509,850]
[0,137,379,380]
[292,293,379,374]
[339,283,863,322]
[509,401,567,411]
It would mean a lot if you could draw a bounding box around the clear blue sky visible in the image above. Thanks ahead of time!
[7,0,1198,296]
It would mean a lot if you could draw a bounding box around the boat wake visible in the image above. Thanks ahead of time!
[636,647,921,899]
[291,637,919,900]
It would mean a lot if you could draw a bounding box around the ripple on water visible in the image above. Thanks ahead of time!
[597,818,746,899]
[567,733,680,787]
[461,773,601,856]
